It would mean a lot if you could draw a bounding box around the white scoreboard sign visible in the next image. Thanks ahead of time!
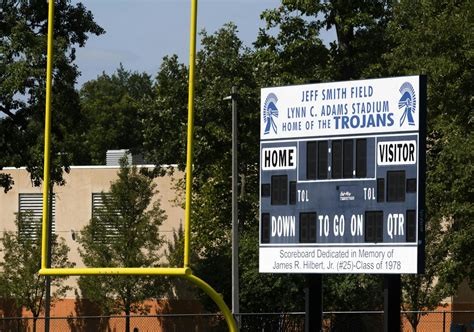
[259,76,426,274]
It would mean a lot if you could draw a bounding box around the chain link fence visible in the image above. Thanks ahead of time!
[0,311,473,331]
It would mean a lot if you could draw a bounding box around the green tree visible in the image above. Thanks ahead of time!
[254,2,330,85]
[77,159,166,332]
[142,55,189,167]
[382,1,474,330]
[143,13,388,314]
[158,224,209,331]
[143,0,472,320]
[0,0,104,190]
[255,0,393,85]
[239,226,305,312]
[162,223,196,301]
[143,24,268,311]
[80,65,154,164]
[0,213,73,332]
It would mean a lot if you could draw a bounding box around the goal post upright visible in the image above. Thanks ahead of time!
[40,0,55,272]
[39,1,236,331]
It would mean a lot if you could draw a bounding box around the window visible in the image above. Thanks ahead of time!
[332,140,342,179]
[307,141,317,179]
[317,141,328,179]
[300,212,317,243]
[271,175,288,205]
[365,211,383,243]
[261,213,270,243]
[343,139,353,178]
[387,171,406,202]
[92,193,120,242]
[18,193,55,241]
[406,210,416,242]
[356,139,367,178]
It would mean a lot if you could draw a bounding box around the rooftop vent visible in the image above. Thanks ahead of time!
[106,149,147,166]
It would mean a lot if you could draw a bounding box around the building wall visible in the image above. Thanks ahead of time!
[0,166,185,299]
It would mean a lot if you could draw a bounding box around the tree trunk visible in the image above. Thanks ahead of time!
[408,315,419,332]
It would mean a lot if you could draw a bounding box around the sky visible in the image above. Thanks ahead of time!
[73,0,282,86]
[73,0,337,87]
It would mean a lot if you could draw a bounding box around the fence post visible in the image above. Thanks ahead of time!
[305,274,323,332]
[442,310,446,332]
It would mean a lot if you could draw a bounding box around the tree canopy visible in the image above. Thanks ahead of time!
[79,65,153,164]
[140,1,472,320]
[382,1,473,328]
[0,0,104,190]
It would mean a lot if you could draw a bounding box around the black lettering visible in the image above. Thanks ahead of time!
[379,144,386,163]
[264,150,271,168]
[388,144,394,162]
[288,149,294,167]
[271,151,275,166]
[278,149,287,167]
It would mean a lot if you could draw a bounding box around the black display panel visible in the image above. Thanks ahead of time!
[406,178,417,193]
[289,181,297,205]
[261,213,270,243]
[300,212,317,243]
[332,140,342,179]
[343,139,353,178]
[307,141,317,180]
[271,175,288,205]
[387,170,406,202]
[365,211,383,242]
[406,210,416,242]
[356,139,367,178]
[317,141,328,179]
[377,178,385,202]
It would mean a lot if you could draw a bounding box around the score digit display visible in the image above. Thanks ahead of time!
[259,76,426,274]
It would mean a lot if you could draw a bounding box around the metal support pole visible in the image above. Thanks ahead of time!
[225,87,240,326]
[305,274,323,332]
[231,86,239,321]
[44,184,53,332]
[384,274,401,332]
[442,310,446,332]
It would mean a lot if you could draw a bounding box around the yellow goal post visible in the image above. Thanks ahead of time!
[38,1,236,331]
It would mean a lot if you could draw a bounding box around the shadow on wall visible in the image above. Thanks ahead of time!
[0,299,28,331]
[67,291,110,332]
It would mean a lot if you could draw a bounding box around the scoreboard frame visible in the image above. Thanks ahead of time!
[259,76,426,274]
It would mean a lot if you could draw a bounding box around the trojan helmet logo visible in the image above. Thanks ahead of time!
[263,93,279,135]
[398,82,416,126]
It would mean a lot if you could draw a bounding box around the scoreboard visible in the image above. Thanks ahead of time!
[259,76,426,274]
